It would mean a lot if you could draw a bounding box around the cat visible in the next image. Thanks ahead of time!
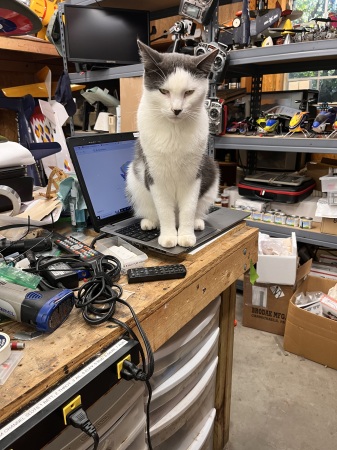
[126,41,220,249]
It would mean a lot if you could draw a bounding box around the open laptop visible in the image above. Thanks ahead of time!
[244,172,312,187]
[66,132,249,256]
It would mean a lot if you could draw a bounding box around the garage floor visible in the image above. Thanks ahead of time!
[226,292,337,450]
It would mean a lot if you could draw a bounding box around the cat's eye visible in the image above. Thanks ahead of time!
[185,90,194,97]
[159,88,169,95]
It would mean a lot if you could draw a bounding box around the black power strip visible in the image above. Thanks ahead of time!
[1,338,141,450]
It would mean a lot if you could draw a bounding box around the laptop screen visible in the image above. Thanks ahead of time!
[67,132,138,231]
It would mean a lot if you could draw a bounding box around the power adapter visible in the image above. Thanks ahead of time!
[42,262,79,289]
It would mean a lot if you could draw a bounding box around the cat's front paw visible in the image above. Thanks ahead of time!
[158,234,178,248]
[141,218,158,230]
[194,219,205,230]
[178,234,196,247]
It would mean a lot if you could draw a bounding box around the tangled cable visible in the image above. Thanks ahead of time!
[75,255,122,325]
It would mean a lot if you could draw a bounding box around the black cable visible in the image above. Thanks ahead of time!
[120,360,153,450]
[0,216,31,260]
[116,297,154,380]
[89,232,109,249]
[145,379,153,450]
[32,242,155,448]
[0,213,55,265]
[67,407,99,450]
[109,318,147,368]
[74,255,122,324]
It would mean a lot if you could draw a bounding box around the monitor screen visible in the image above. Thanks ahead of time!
[63,5,150,66]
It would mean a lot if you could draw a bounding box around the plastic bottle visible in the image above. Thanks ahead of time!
[69,185,86,232]
[221,189,230,208]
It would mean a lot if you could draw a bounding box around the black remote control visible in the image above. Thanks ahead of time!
[127,264,187,283]
[54,235,103,262]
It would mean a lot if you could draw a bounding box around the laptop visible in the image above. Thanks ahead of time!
[66,132,249,256]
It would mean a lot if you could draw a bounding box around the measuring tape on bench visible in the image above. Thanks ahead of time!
[0,332,11,364]
[0,185,21,216]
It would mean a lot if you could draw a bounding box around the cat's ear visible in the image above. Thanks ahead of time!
[137,40,163,66]
[195,49,219,74]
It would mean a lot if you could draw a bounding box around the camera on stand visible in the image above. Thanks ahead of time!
[170,19,196,37]
[194,41,229,84]
[205,98,228,136]
[179,0,218,25]
[169,19,201,53]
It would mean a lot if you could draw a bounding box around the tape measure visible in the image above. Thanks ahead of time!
[0,185,21,216]
[0,332,11,364]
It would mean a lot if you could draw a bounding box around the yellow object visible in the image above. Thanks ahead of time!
[30,0,58,26]
[2,66,51,98]
[37,27,47,40]
[116,354,131,379]
[262,36,273,47]
[281,18,295,35]
[62,395,82,425]
[30,0,62,41]
[1,65,85,98]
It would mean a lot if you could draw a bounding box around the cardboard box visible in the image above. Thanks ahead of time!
[243,261,311,335]
[320,217,337,235]
[256,232,297,285]
[310,262,337,280]
[304,159,337,192]
[284,275,337,370]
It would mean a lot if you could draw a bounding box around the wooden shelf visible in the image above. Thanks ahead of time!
[0,36,61,59]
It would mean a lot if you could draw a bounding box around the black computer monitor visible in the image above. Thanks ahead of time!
[63,4,150,67]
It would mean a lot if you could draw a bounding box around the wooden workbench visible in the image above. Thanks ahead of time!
[0,222,258,449]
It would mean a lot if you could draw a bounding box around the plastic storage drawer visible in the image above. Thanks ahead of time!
[149,357,218,447]
[150,327,219,413]
[151,297,220,389]
[155,408,216,450]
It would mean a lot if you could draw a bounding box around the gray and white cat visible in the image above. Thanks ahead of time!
[126,41,220,248]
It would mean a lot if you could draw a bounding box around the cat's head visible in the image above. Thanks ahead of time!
[138,41,219,122]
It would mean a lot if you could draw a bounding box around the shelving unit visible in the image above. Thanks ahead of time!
[65,2,337,248]
[216,38,337,248]
[69,63,144,84]
[0,35,60,61]
[224,39,337,78]
[215,135,337,154]
[245,219,337,249]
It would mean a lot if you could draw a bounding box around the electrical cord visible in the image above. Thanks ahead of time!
[67,407,99,450]
[0,213,55,264]
[115,298,154,380]
[88,232,109,249]
[76,269,155,449]
[26,240,155,449]
[75,255,122,324]
[110,313,154,450]
[110,322,154,449]
[120,360,154,450]
[24,254,94,290]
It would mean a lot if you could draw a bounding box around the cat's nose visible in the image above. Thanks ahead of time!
[173,109,182,116]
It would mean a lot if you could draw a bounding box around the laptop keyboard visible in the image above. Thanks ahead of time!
[208,205,220,214]
[116,207,219,242]
[116,223,160,242]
